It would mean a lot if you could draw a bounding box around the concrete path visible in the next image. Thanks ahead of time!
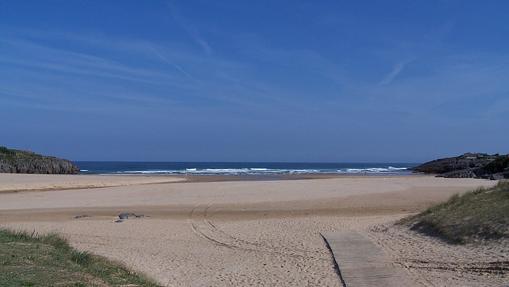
[321,231,413,287]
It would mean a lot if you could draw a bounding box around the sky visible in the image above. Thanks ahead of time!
[1,0,508,162]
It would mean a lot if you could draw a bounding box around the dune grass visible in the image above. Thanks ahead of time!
[0,229,161,287]
[401,180,509,244]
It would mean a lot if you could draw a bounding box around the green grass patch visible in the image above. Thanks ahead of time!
[0,146,41,165]
[400,181,509,244]
[0,146,16,156]
[0,229,161,286]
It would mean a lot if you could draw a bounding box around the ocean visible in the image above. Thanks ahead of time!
[74,162,417,176]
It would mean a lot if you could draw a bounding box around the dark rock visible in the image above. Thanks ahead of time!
[413,153,509,179]
[118,212,144,220]
[439,169,477,178]
[489,173,506,180]
[0,146,79,174]
[476,155,509,176]
[412,153,496,174]
[73,215,90,219]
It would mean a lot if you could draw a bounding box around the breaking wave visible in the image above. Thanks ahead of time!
[112,166,408,175]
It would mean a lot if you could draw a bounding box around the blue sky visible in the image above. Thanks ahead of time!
[1,0,508,162]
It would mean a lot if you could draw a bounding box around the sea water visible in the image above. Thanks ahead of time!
[75,162,416,175]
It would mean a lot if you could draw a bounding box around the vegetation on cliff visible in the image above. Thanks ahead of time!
[401,181,509,244]
[412,153,509,179]
[0,146,79,174]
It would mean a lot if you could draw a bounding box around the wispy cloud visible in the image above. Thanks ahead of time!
[166,2,212,55]
[378,59,414,85]
[149,46,194,79]
[0,30,312,115]
[232,34,347,86]
[0,38,193,88]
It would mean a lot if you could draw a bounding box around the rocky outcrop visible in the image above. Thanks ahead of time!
[0,146,79,174]
[412,153,509,179]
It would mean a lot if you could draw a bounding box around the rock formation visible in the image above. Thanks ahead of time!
[0,146,79,174]
[412,153,509,179]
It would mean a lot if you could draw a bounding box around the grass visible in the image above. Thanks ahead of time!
[0,146,18,162]
[0,146,16,156]
[0,229,161,287]
[400,180,509,244]
[0,146,41,165]
[0,146,42,157]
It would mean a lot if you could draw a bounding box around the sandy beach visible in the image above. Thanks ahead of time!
[0,174,506,286]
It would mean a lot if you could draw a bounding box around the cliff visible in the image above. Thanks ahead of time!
[412,152,509,179]
[0,146,79,174]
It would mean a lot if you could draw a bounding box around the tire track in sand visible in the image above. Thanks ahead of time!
[188,201,328,262]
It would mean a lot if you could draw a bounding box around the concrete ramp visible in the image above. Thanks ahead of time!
[321,231,413,287]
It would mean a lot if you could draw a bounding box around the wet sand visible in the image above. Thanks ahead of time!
[0,174,506,286]
[0,173,185,193]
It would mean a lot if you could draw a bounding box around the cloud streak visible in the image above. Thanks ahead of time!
[166,2,212,55]
[378,59,413,85]
[150,46,194,79]
[0,30,317,115]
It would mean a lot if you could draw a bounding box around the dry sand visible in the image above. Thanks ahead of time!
[0,174,506,286]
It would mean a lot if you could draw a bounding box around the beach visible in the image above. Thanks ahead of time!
[0,174,506,286]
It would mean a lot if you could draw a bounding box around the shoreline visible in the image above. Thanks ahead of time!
[0,172,423,194]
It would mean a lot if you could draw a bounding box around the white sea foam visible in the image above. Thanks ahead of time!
[387,166,408,171]
[110,166,408,175]
[342,167,407,173]
[116,170,181,174]
[288,169,321,174]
